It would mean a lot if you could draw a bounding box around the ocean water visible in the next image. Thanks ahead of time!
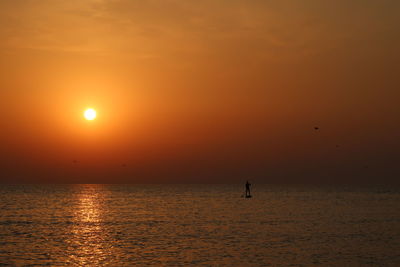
[0,184,399,266]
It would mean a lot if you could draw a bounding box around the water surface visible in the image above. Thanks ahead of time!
[1,184,399,266]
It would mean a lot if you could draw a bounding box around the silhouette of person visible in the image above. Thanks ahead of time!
[245,180,251,197]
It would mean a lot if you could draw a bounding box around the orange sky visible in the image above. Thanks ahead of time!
[1,0,399,183]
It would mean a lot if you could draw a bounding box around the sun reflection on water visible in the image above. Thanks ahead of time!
[66,185,115,266]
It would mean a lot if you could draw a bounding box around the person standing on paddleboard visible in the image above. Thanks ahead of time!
[245,181,251,197]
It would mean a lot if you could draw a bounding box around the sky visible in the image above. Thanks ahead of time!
[0,0,399,183]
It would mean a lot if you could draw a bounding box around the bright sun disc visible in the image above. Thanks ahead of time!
[84,108,97,120]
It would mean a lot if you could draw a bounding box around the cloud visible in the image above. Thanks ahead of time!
[0,0,398,63]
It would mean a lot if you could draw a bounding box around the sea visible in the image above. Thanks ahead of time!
[0,184,399,266]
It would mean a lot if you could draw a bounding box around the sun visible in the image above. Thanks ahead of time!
[84,108,97,120]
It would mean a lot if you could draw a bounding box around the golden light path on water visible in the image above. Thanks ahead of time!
[67,185,115,266]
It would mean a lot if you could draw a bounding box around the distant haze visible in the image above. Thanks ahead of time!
[0,0,399,183]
